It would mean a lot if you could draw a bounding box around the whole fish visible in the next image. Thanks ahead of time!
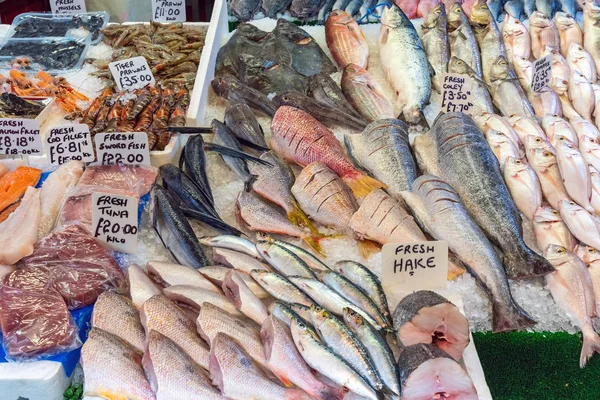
[530,11,560,59]
[273,91,367,131]
[379,4,431,126]
[270,106,386,199]
[584,0,600,79]
[200,266,271,299]
[569,72,595,121]
[567,45,597,87]
[269,301,316,333]
[545,46,571,82]
[350,189,426,244]
[209,332,312,400]
[535,0,557,17]
[509,115,547,144]
[291,162,358,234]
[577,246,600,309]
[309,306,383,391]
[251,270,315,306]
[81,328,155,400]
[237,53,308,96]
[231,0,260,20]
[199,235,261,258]
[528,86,563,118]
[401,176,536,332]
[474,113,522,152]
[223,270,269,325]
[590,166,600,214]
[485,129,521,167]
[489,56,537,119]
[580,135,600,172]
[257,232,330,271]
[261,316,345,399]
[513,55,533,90]
[224,102,269,150]
[262,0,293,18]
[503,157,543,221]
[214,24,275,78]
[151,185,209,269]
[92,292,145,353]
[256,237,317,278]
[325,10,369,69]
[544,245,600,367]
[289,0,326,19]
[332,260,391,324]
[447,3,482,77]
[447,57,494,115]
[556,14,583,58]
[143,262,221,294]
[470,0,511,85]
[345,119,417,194]
[211,75,277,117]
[550,77,581,120]
[144,331,226,399]
[290,317,379,400]
[308,73,361,118]
[533,205,577,251]
[502,15,532,67]
[504,0,525,20]
[212,247,271,273]
[141,295,210,369]
[541,114,578,146]
[249,151,316,233]
[529,147,572,209]
[341,64,395,122]
[524,0,536,16]
[236,191,323,254]
[421,4,449,93]
[559,200,600,249]
[431,112,554,279]
[555,136,593,212]
[163,284,242,316]
[180,135,213,206]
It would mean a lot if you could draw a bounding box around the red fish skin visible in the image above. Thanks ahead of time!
[394,0,419,18]
[325,10,369,69]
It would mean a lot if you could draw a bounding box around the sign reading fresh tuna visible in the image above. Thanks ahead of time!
[92,192,139,253]
[0,118,42,155]
[152,0,186,22]
[441,74,474,114]
[109,56,156,91]
[382,241,448,292]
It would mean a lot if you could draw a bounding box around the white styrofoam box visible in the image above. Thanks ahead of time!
[0,361,69,400]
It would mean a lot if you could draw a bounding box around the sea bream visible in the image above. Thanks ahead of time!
[559,200,600,250]
[447,3,482,77]
[379,3,431,126]
[528,87,563,118]
[270,106,386,199]
[556,14,582,58]
[421,4,450,93]
[583,0,600,80]
[566,44,595,82]
[529,147,572,210]
[325,10,369,69]
[530,11,560,59]
[402,176,536,333]
[341,64,395,122]
[502,15,531,67]
[533,205,576,252]
[503,157,543,221]
[431,112,554,279]
[555,136,594,213]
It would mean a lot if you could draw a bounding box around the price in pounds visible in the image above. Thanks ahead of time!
[109,56,156,91]
[94,217,138,239]
[101,152,146,165]
[440,73,474,115]
[119,74,153,90]
[152,0,186,22]
[531,55,552,93]
[443,101,474,113]
[95,132,150,166]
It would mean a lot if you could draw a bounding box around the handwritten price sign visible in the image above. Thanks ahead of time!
[47,124,94,165]
[95,132,150,166]
[440,74,474,114]
[0,119,42,155]
[152,0,186,22]
[109,56,156,91]
[531,55,552,93]
[92,192,139,253]
[382,241,448,292]
[50,0,86,14]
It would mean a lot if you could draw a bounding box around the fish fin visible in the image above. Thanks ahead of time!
[344,135,367,172]
[244,175,258,192]
[179,145,186,170]
[491,299,536,333]
[428,61,436,77]
[343,174,387,199]
[580,327,600,368]
[205,142,274,166]
[318,387,347,400]
[303,234,327,257]
[237,136,271,151]
[287,199,320,234]
[168,126,213,133]
[277,374,294,388]
[183,207,243,236]
[357,239,381,259]
[503,246,555,279]
[447,258,467,280]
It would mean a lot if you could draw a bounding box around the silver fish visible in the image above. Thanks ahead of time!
[256,237,317,278]
[251,270,315,306]
[199,235,261,258]
[489,56,536,118]
[422,4,450,93]
[257,233,330,271]
[447,2,483,77]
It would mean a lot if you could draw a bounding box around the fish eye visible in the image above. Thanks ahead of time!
[589,248,596,253]
[552,210,559,215]
[543,151,552,156]
[435,8,441,13]
[557,247,566,254]
[570,201,577,205]
[481,5,488,9]
[457,60,463,64]
[515,160,522,164]
[535,137,542,142]
[455,8,462,12]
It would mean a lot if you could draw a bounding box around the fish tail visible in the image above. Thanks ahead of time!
[447,258,467,280]
[343,174,387,199]
[244,174,258,192]
[580,325,600,368]
[357,239,381,259]
[287,198,319,234]
[303,234,327,257]
[491,299,536,333]
[503,244,555,279]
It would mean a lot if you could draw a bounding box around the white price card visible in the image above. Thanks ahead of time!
[95,132,150,166]
[531,54,552,93]
[0,119,42,155]
[152,0,186,22]
[440,73,474,114]
[50,0,86,14]
[92,192,139,253]
[47,124,95,165]
[109,56,156,91]
[381,241,448,293]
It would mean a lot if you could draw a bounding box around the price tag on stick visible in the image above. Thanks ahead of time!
[50,0,86,14]
[47,124,95,165]
[95,132,150,166]
[0,118,42,155]
[381,241,449,293]
[92,192,139,253]
[440,73,474,114]
[531,54,552,93]
[152,0,186,22]
[109,56,156,91]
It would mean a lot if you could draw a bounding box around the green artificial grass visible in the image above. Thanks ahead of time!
[473,331,600,399]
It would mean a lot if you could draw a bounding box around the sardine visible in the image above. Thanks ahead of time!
[211,75,277,117]
[555,136,593,212]
[259,233,330,271]
[489,56,536,119]
[431,112,554,279]
[224,102,269,150]
[530,11,560,58]
[503,157,543,221]
[529,147,572,209]
[325,9,369,69]
[341,64,395,122]
[256,237,317,278]
[402,177,535,332]
[251,270,315,306]
[379,4,431,126]
[557,14,583,58]
[448,57,494,116]
[559,200,600,249]
[270,106,386,199]
[447,3,482,77]
[533,205,576,252]
[421,4,449,93]
[566,44,597,85]
[269,301,316,333]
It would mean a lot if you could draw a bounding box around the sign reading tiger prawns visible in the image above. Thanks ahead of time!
[109,56,156,91]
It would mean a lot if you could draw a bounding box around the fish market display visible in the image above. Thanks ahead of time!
[12,12,108,42]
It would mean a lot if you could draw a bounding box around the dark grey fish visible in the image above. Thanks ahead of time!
[308,73,362,119]
[230,0,261,21]
[273,19,337,77]
[289,0,326,19]
[236,53,308,96]
[262,0,294,18]
[212,75,277,117]
[504,0,525,20]
[345,119,417,194]
[179,135,214,206]
[536,0,557,17]
[317,0,337,24]
[273,91,367,131]
[211,119,257,191]
[151,185,209,269]
[397,344,477,399]
[224,102,269,151]
[346,0,363,16]
[431,112,554,279]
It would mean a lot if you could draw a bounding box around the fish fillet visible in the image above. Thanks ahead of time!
[0,187,40,264]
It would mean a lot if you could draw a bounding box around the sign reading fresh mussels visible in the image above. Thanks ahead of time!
[152,0,186,22]
[0,118,42,155]
[441,74,473,114]
[92,192,139,253]
[47,124,94,165]
[95,132,150,166]
[50,0,86,13]
[109,56,156,91]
